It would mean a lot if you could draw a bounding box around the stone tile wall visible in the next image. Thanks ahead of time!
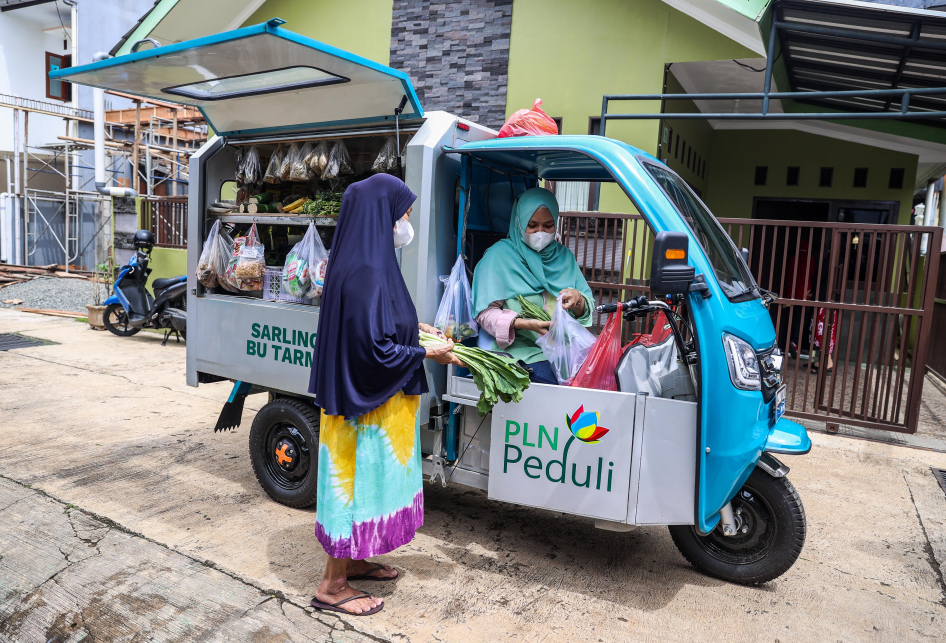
[390,0,513,130]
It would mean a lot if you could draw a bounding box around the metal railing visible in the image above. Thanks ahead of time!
[140,196,187,248]
[557,211,942,434]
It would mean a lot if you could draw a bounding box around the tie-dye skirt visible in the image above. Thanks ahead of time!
[315,391,424,559]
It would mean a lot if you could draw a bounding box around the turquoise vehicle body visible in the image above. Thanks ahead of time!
[448,135,810,534]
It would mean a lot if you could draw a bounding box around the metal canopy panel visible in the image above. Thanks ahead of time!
[447,136,618,182]
[52,19,423,136]
[776,0,946,124]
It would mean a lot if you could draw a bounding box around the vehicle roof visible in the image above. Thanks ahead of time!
[447,135,659,182]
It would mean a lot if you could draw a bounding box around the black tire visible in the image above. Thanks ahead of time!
[669,468,806,585]
[249,398,320,508]
[103,303,140,337]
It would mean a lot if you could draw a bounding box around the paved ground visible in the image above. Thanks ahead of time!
[1,309,945,642]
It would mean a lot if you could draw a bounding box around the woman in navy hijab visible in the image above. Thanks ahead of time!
[308,174,458,616]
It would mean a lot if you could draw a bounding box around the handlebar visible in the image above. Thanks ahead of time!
[595,296,667,315]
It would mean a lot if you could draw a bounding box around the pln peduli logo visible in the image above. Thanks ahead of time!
[565,405,609,444]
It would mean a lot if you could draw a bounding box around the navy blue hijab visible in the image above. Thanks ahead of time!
[308,174,427,419]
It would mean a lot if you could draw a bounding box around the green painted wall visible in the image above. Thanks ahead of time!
[703,129,918,224]
[244,0,393,64]
[506,0,755,213]
[147,247,189,289]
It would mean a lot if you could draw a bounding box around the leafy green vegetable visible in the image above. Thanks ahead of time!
[419,332,531,415]
[515,295,551,322]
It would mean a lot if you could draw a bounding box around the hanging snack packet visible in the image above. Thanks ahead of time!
[298,142,315,180]
[371,137,399,174]
[263,145,284,184]
[305,140,331,177]
[280,143,301,181]
[322,140,354,179]
[433,255,478,340]
[196,220,222,288]
[222,235,244,292]
[536,295,597,384]
[243,146,262,186]
[234,223,265,291]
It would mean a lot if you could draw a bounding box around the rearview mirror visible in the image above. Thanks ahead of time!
[650,231,695,295]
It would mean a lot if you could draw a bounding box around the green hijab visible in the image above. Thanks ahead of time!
[471,187,593,316]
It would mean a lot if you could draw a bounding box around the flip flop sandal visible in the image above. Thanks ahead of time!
[310,592,383,616]
[348,562,398,582]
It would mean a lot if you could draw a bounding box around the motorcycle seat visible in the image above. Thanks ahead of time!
[153,276,185,291]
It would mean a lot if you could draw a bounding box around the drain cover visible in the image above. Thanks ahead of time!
[933,468,946,497]
[0,332,55,351]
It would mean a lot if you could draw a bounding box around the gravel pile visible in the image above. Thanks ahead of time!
[0,277,97,313]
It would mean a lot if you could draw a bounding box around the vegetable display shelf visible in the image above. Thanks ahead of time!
[209,213,338,227]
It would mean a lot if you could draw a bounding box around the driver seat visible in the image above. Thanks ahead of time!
[152,276,185,292]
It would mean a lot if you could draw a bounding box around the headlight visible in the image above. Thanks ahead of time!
[723,333,761,390]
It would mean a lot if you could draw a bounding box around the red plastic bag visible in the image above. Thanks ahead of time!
[569,303,624,391]
[498,98,559,138]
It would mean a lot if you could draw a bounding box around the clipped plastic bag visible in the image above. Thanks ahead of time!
[371,136,399,174]
[305,140,331,177]
[498,98,559,138]
[322,140,353,179]
[569,303,623,391]
[536,294,596,384]
[281,223,326,298]
[222,234,243,292]
[196,220,223,288]
[434,255,478,340]
[280,143,301,181]
[263,145,284,184]
[306,227,330,298]
[234,223,265,291]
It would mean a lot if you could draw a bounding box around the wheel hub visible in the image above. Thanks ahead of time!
[263,423,311,489]
[698,486,777,565]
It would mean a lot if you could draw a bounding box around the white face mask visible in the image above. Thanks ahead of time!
[394,217,414,248]
[524,230,555,252]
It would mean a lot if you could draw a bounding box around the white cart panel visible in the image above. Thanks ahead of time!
[487,385,638,522]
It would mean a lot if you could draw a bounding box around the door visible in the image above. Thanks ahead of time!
[51,18,423,137]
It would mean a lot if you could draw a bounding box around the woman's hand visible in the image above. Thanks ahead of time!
[559,288,586,316]
[418,322,445,339]
[424,338,465,366]
[514,318,551,336]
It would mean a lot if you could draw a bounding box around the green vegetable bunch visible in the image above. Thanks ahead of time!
[515,295,551,322]
[420,332,531,416]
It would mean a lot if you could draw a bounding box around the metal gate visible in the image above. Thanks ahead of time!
[558,211,941,434]
[720,218,941,434]
[140,196,188,248]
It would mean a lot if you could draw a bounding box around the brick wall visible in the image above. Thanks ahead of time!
[390,0,513,130]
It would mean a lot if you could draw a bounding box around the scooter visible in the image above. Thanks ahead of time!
[102,230,187,345]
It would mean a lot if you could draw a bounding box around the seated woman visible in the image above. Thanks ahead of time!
[471,187,594,385]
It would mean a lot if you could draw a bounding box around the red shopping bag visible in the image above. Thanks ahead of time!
[569,303,624,391]
[498,98,559,138]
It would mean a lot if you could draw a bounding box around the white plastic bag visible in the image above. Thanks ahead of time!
[434,255,478,341]
[234,223,265,291]
[322,140,353,179]
[536,295,596,384]
[281,223,328,298]
[306,227,330,298]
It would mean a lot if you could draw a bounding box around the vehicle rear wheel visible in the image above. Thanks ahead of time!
[249,398,320,508]
[103,303,140,337]
[669,468,806,585]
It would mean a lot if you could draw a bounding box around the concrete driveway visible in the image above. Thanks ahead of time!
[0,309,944,642]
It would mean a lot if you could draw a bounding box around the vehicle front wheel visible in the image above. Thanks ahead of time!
[669,468,806,585]
[103,303,140,337]
[249,398,320,508]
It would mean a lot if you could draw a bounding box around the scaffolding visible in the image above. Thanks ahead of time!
[1,92,206,270]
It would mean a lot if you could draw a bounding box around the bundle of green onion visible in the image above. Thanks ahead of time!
[515,295,551,322]
[419,332,531,416]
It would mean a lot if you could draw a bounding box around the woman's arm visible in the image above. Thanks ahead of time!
[475,300,518,348]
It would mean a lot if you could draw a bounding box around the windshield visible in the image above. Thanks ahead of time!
[644,163,757,300]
